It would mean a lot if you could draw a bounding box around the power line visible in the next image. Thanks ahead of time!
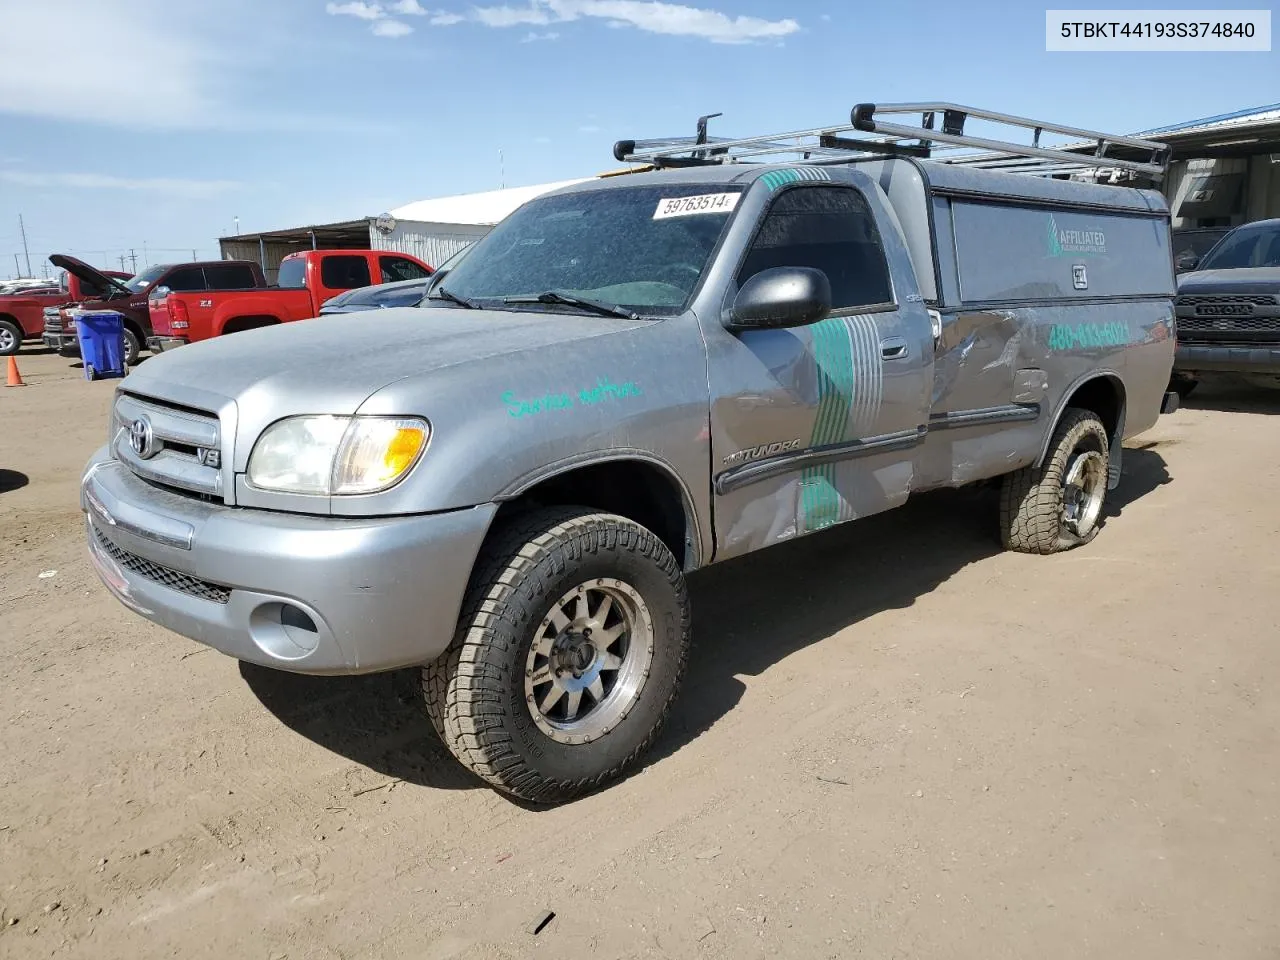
[18,215,32,275]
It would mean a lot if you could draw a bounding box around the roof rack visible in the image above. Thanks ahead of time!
[613,102,1171,180]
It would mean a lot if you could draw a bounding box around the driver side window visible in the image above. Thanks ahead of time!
[737,185,894,313]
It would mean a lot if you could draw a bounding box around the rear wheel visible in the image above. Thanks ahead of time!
[1000,408,1110,554]
[424,507,691,803]
[0,319,21,356]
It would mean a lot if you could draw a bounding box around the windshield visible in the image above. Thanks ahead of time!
[437,184,745,315]
[124,264,166,292]
[1199,223,1280,271]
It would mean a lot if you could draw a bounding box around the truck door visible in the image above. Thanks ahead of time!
[707,180,935,561]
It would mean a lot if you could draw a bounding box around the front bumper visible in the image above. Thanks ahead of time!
[82,449,497,675]
[43,331,78,354]
[147,336,188,353]
[1175,342,1280,375]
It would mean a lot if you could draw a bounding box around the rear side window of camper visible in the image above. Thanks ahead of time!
[951,202,1173,303]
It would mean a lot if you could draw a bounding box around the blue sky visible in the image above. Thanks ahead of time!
[0,0,1276,277]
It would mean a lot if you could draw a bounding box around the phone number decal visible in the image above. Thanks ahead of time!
[1046,9,1271,50]
[653,193,741,219]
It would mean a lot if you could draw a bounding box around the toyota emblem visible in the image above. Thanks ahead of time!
[129,416,156,459]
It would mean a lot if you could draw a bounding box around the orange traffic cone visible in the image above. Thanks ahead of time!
[5,355,25,387]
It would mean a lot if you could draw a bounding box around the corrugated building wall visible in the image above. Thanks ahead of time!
[370,221,490,268]
[218,240,311,284]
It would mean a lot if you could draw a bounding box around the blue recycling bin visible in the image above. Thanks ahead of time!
[74,310,127,381]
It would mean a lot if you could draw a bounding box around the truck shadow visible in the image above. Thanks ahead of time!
[644,447,1172,776]
[238,448,1170,801]
[238,662,481,791]
[1182,376,1280,415]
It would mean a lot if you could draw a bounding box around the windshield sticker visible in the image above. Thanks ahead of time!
[653,193,741,220]
[502,376,643,419]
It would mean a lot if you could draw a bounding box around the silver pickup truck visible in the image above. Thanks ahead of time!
[82,104,1179,803]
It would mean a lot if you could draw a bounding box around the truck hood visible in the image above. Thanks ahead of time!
[1178,267,1280,296]
[124,306,650,417]
[48,254,132,297]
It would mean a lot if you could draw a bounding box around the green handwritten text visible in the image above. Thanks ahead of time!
[502,376,643,419]
[1047,322,1129,352]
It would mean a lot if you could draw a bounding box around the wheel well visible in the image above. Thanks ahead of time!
[1064,375,1125,442]
[0,313,19,328]
[222,315,280,335]
[122,319,145,344]
[495,460,697,570]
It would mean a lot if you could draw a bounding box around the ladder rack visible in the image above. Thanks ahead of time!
[612,102,1171,181]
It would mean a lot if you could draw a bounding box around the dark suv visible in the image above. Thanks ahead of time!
[1171,218,1280,395]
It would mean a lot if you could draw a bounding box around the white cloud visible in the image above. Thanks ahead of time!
[431,10,466,22]
[471,0,799,43]
[390,0,429,12]
[0,170,240,199]
[326,1,384,19]
[0,0,222,128]
[372,18,415,35]
[521,29,560,40]
[473,4,552,26]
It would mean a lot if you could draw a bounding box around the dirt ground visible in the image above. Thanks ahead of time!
[1,348,1278,960]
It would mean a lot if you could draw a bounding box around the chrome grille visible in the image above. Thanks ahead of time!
[1176,294,1279,307]
[112,391,223,499]
[92,525,231,604]
[1178,315,1280,334]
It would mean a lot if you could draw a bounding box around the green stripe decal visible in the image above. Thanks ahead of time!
[800,316,858,533]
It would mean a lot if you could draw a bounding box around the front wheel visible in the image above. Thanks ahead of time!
[999,408,1110,554]
[424,507,691,803]
[122,329,141,366]
[0,320,21,356]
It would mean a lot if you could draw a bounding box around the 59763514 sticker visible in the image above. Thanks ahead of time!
[653,193,741,219]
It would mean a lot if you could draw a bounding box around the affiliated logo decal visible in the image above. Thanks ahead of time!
[128,417,156,459]
[722,438,802,467]
[1046,214,1107,257]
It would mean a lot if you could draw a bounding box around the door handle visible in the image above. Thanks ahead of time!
[881,337,909,360]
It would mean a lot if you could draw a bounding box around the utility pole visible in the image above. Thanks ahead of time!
[18,214,32,276]
[128,249,138,273]
[142,241,148,266]
[119,253,128,272]
[499,150,505,189]
[13,253,19,277]
[191,249,197,262]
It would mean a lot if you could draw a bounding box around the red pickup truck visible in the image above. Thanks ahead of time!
[148,249,433,351]
[0,264,131,355]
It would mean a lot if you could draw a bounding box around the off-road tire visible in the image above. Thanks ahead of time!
[1000,407,1110,554]
[0,319,21,356]
[122,328,141,367]
[423,507,691,803]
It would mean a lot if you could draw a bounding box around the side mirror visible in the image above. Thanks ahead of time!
[728,267,832,331]
[1174,252,1200,272]
[148,285,172,301]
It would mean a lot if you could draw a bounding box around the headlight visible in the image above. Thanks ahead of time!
[247,415,429,495]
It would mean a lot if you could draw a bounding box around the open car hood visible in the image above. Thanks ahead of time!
[48,254,132,297]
